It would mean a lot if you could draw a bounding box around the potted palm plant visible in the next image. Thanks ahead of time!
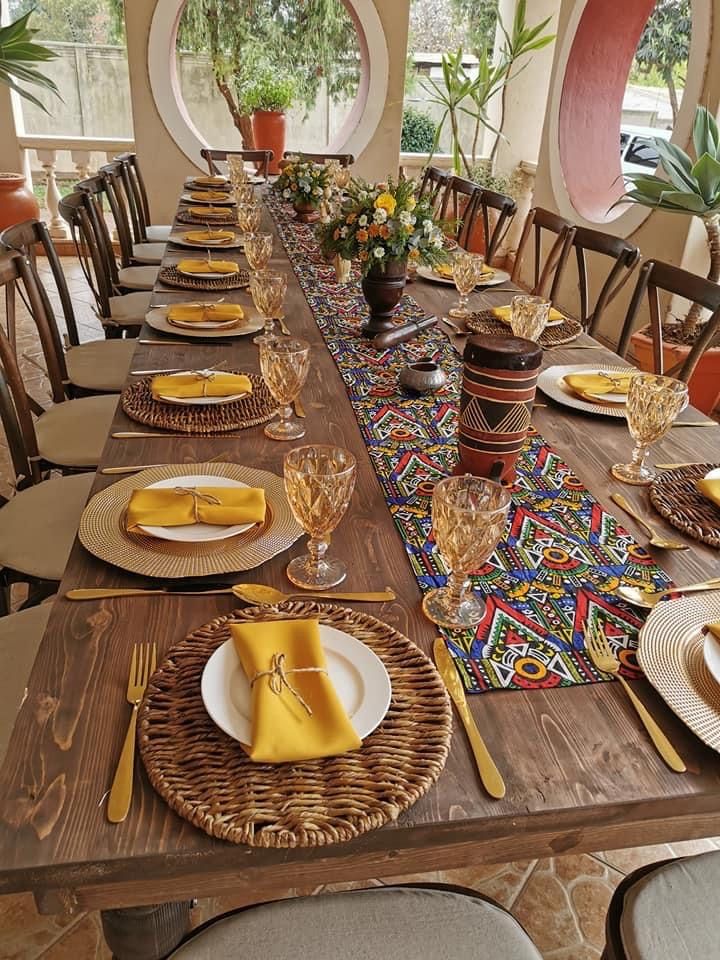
[239,66,296,176]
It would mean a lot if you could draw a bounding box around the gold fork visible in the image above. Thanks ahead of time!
[107,642,157,822]
[584,621,686,773]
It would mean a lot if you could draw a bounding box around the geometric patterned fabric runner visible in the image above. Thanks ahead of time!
[266,193,671,693]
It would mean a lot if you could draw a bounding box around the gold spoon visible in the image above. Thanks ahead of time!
[610,493,689,551]
[231,584,395,605]
[616,577,720,609]
[66,585,396,603]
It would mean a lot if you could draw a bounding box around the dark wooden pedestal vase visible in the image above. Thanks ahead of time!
[360,258,407,338]
[293,199,321,223]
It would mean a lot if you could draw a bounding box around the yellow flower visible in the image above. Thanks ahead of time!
[374,192,397,216]
[406,195,417,211]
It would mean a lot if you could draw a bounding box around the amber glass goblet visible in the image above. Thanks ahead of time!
[284,444,357,589]
[449,251,485,320]
[509,295,551,342]
[259,336,310,441]
[250,269,287,344]
[237,202,261,236]
[244,232,273,272]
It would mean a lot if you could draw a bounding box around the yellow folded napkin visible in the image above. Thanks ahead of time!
[190,190,231,202]
[696,478,720,509]
[231,618,362,762]
[127,485,266,531]
[177,258,239,275]
[189,206,230,218]
[434,263,494,279]
[182,229,235,244]
[493,304,564,323]
[167,303,244,324]
[706,622,720,641]
[193,176,227,186]
[151,371,252,399]
[563,372,634,400]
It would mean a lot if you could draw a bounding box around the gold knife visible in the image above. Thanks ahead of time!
[294,397,306,418]
[433,638,506,799]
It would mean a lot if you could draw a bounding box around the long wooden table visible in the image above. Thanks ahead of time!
[2,188,720,957]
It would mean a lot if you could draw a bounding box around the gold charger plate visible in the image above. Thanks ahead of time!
[79,463,302,578]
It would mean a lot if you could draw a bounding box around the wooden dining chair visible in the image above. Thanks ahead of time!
[438,175,482,248]
[282,151,354,167]
[418,165,448,209]
[115,152,172,243]
[0,219,134,393]
[472,188,517,265]
[60,191,152,337]
[572,226,641,340]
[99,161,166,266]
[511,207,576,302]
[201,148,273,180]
[75,176,158,292]
[619,258,720,379]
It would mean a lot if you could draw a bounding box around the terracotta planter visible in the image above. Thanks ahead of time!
[631,328,720,415]
[251,111,285,175]
[0,173,40,231]
[360,258,407,338]
[293,198,320,223]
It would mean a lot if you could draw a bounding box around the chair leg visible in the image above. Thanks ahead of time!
[0,572,11,617]
[20,578,58,610]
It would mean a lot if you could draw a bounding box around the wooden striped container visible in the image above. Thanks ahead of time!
[457,335,542,483]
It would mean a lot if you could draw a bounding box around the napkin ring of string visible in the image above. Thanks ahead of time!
[251,652,327,716]
[173,486,221,521]
[188,361,228,396]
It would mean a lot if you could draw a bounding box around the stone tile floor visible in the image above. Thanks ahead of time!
[2,259,720,957]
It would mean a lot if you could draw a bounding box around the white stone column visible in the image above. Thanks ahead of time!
[71,149,92,183]
[36,149,69,239]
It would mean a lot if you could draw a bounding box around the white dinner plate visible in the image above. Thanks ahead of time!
[167,314,242,331]
[137,474,258,543]
[168,232,244,250]
[415,264,511,288]
[201,626,392,746]
[145,306,263,339]
[177,266,241,281]
[185,178,231,190]
[179,192,236,206]
[538,364,637,419]
[156,370,248,406]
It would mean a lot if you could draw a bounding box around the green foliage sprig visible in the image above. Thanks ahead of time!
[0,10,60,113]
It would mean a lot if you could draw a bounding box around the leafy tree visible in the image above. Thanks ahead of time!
[408,0,463,53]
[634,0,691,125]
[8,0,124,44]
[448,0,498,57]
[400,106,437,153]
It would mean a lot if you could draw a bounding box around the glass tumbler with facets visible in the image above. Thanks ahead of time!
[509,295,551,342]
[449,251,485,320]
[233,183,255,206]
[250,269,287,344]
[611,373,688,485]
[422,475,511,629]
[227,155,249,188]
[283,444,357,589]
[259,335,310,440]
[244,233,273,272]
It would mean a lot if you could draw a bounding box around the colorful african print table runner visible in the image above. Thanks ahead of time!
[266,192,670,694]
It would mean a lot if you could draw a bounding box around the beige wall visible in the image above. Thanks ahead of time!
[123,0,410,224]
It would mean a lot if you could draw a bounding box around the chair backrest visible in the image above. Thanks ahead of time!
[572,226,641,340]
[1,218,82,347]
[74,176,121,290]
[200,148,273,179]
[472,188,517,265]
[622,259,720,381]
[511,207,576,301]
[99,161,137,269]
[418,166,448,208]
[115,152,151,242]
[438,175,481,248]
[59,191,114,322]
[282,151,354,167]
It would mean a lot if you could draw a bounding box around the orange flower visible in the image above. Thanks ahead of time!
[360,250,369,261]
[346,213,357,224]
[379,224,390,238]
[357,228,369,243]
[333,228,340,240]
[409,248,420,260]
[368,223,380,237]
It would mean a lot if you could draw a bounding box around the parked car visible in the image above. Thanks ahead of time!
[620,124,671,176]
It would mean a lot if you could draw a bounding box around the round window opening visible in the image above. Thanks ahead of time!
[174,0,363,154]
[559,0,691,224]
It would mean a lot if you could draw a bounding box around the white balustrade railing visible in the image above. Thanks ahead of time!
[17,135,135,240]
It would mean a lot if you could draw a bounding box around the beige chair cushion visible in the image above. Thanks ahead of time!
[35,394,118,467]
[117,265,159,291]
[132,241,166,264]
[620,851,720,958]
[146,225,172,242]
[0,602,52,764]
[0,472,94,580]
[169,888,543,960]
[66,339,135,392]
[109,290,152,326]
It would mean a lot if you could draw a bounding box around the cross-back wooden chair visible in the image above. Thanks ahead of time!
[572,226,641,342]
[511,207,576,302]
[0,219,134,394]
[200,148,273,179]
[471,188,517,265]
[59,191,150,338]
[418,165,448,209]
[438,175,481,248]
[282,151,354,167]
[620,259,720,381]
[99,161,165,266]
[115,152,172,243]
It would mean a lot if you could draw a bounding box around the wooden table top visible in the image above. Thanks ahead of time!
[1,191,720,915]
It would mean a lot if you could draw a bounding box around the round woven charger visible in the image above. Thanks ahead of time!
[78,462,302,578]
[176,209,237,226]
[158,264,250,291]
[466,310,583,346]
[649,462,720,548]
[122,373,274,434]
[138,601,452,847]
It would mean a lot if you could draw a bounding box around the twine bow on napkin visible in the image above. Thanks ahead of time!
[250,652,327,716]
[188,367,222,396]
[172,486,221,522]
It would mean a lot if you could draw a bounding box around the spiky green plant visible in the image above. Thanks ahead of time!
[0,10,59,113]
[619,106,720,337]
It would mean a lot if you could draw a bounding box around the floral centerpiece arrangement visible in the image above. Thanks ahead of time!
[276,157,332,223]
[317,176,448,337]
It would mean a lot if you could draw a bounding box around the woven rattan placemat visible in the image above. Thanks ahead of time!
[466,309,583,346]
[158,264,250,291]
[122,373,274,434]
[176,209,237,226]
[78,462,302,577]
[649,462,720,548]
[138,601,451,847]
